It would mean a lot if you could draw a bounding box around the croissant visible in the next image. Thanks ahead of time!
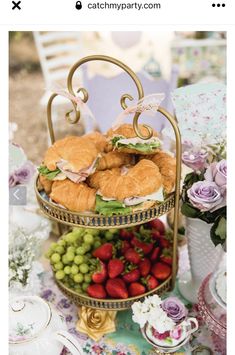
[97,151,134,171]
[50,179,96,212]
[38,174,53,194]
[83,132,108,152]
[93,160,162,200]
[106,123,160,155]
[145,151,176,193]
[44,136,99,173]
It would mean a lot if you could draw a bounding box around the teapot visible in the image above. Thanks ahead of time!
[9,295,83,355]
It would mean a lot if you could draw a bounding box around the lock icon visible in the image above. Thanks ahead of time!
[75,1,82,9]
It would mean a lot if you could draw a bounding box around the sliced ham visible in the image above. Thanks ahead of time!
[56,156,99,183]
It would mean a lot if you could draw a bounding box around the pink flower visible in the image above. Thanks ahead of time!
[170,325,182,340]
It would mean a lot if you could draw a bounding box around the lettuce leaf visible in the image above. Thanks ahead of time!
[38,165,61,180]
[111,136,160,152]
[95,195,131,216]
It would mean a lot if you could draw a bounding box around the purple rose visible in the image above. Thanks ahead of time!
[182,149,208,171]
[205,160,227,194]
[14,161,35,184]
[161,297,187,323]
[187,180,225,212]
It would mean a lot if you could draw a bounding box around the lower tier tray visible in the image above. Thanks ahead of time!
[35,177,175,229]
[56,276,172,311]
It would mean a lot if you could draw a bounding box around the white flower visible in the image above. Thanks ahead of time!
[132,302,148,328]
[148,307,175,333]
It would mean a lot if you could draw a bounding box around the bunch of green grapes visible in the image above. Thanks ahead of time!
[46,227,119,294]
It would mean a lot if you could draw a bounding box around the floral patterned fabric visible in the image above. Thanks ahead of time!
[40,267,224,355]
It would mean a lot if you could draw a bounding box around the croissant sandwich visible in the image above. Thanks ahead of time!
[97,151,134,171]
[83,131,108,152]
[90,160,164,216]
[106,123,161,155]
[144,151,176,193]
[50,179,96,212]
[38,136,100,184]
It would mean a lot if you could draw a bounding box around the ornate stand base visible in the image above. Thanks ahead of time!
[76,306,117,341]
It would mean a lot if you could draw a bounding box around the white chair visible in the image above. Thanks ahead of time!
[33,31,83,106]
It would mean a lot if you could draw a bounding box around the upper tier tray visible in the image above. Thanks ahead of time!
[35,176,175,229]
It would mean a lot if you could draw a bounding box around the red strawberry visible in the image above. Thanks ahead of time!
[106,278,128,299]
[139,258,151,277]
[160,249,173,265]
[128,282,146,297]
[124,248,142,264]
[150,247,160,262]
[159,237,170,248]
[131,237,153,255]
[92,243,113,261]
[119,229,133,240]
[122,268,140,283]
[151,230,161,240]
[121,240,131,254]
[91,260,107,284]
[148,219,165,234]
[108,259,124,278]
[87,284,107,299]
[142,275,159,290]
[151,262,171,281]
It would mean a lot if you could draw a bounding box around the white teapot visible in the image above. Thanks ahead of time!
[9,295,83,355]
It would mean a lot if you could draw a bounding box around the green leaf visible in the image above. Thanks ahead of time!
[210,216,226,247]
[95,195,131,216]
[181,202,199,218]
[38,165,61,180]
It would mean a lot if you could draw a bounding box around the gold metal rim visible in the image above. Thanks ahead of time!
[35,176,175,229]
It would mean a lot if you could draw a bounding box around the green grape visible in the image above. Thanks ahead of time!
[45,250,53,259]
[74,284,82,292]
[62,255,70,265]
[83,234,94,244]
[55,246,65,255]
[69,273,75,279]
[71,264,79,275]
[93,241,101,249]
[55,270,65,280]
[74,255,84,265]
[54,262,64,270]
[76,246,86,255]
[82,255,88,263]
[65,233,77,244]
[64,266,71,275]
[67,246,76,253]
[74,273,84,283]
[84,229,99,236]
[66,252,75,262]
[109,228,119,234]
[105,231,114,241]
[82,282,89,292]
[58,239,66,247]
[80,263,89,274]
[82,243,91,252]
[84,274,92,283]
[50,242,58,251]
[51,253,61,263]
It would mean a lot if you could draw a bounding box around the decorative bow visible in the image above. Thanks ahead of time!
[49,84,96,125]
[112,93,165,129]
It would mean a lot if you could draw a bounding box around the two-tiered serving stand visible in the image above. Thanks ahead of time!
[35,55,182,340]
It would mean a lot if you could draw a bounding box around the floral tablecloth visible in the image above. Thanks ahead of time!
[40,246,225,355]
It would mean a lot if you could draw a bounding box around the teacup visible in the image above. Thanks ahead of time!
[142,317,198,353]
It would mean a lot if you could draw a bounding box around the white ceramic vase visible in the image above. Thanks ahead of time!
[178,217,223,303]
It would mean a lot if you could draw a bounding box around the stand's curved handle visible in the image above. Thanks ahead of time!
[54,330,84,355]
[67,55,152,140]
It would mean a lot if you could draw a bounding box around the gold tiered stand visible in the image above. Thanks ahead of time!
[35,55,182,341]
